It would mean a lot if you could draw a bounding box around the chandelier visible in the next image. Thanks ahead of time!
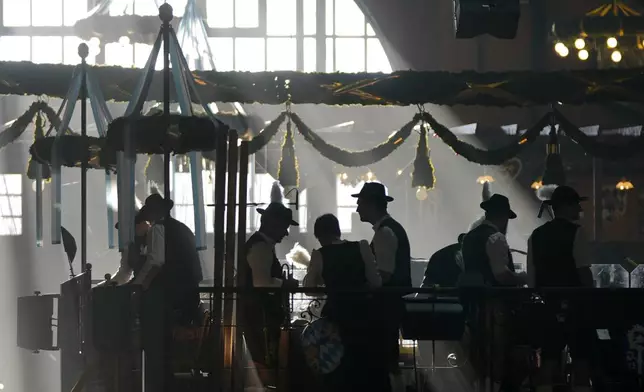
[551,0,644,66]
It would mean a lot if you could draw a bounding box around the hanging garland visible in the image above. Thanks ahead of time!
[277,117,299,189]
[411,122,436,189]
[288,112,417,167]
[26,112,52,181]
[421,111,551,165]
[554,109,644,160]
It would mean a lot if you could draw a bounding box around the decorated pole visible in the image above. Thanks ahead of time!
[79,43,89,271]
[160,3,173,390]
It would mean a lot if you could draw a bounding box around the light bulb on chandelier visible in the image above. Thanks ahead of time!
[578,49,589,61]
[416,187,428,201]
[611,50,622,63]
[118,36,130,46]
[607,37,618,49]
[554,42,569,57]
[574,38,586,50]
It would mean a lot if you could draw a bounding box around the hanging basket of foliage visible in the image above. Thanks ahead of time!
[106,114,224,154]
[30,135,116,170]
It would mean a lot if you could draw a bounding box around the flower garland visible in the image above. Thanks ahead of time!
[30,135,115,169]
[277,118,299,189]
[421,111,550,165]
[411,122,436,190]
[288,111,417,167]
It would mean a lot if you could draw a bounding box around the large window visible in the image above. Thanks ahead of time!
[336,178,362,233]
[0,174,23,236]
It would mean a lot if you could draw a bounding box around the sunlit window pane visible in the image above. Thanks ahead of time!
[298,189,308,231]
[134,43,164,69]
[235,38,265,71]
[64,0,87,26]
[3,0,31,27]
[167,0,188,16]
[0,174,23,236]
[207,0,233,28]
[335,38,365,72]
[367,23,376,36]
[267,38,296,71]
[334,0,364,36]
[32,37,63,64]
[110,0,134,15]
[32,0,63,26]
[208,38,234,71]
[325,0,334,35]
[337,207,353,233]
[235,0,259,28]
[303,37,316,72]
[336,179,362,207]
[266,0,296,36]
[326,37,334,72]
[106,42,134,67]
[367,38,392,73]
[133,0,158,15]
[0,37,31,62]
[303,0,316,35]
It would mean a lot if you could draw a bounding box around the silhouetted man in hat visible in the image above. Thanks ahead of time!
[461,194,526,392]
[353,182,411,388]
[137,193,203,392]
[462,194,526,287]
[528,185,593,392]
[242,186,299,387]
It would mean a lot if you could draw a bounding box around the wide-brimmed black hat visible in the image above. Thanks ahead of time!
[543,185,587,206]
[351,182,394,202]
[480,194,517,219]
[257,203,299,226]
[139,193,174,219]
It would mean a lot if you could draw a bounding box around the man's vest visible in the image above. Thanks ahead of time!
[530,218,581,287]
[243,232,285,325]
[153,218,203,295]
[462,223,515,287]
[371,216,412,288]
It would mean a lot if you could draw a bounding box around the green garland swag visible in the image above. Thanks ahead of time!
[7,61,644,106]
[288,112,416,167]
[422,112,550,165]
[554,109,644,160]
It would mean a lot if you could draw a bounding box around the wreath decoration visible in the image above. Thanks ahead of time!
[30,135,115,170]
[106,114,222,154]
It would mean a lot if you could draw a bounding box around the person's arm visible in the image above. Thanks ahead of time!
[133,224,164,289]
[526,236,535,288]
[358,240,382,288]
[573,227,595,287]
[372,227,397,283]
[247,242,283,287]
[302,249,324,287]
[96,249,133,286]
[486,233,526,286]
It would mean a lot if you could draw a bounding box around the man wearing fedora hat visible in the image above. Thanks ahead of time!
[527,185,594,392]
[352,182,411,383]
[461,194,526,287]
[461,194,527,392]
[242,191,299,385]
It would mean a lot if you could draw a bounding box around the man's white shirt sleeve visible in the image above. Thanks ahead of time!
[303,249,324,287]
[133,224,164,284]
[372,227,398,274]
[247,241,283,287]
[486,232,512,279]
[359,240,382,288]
